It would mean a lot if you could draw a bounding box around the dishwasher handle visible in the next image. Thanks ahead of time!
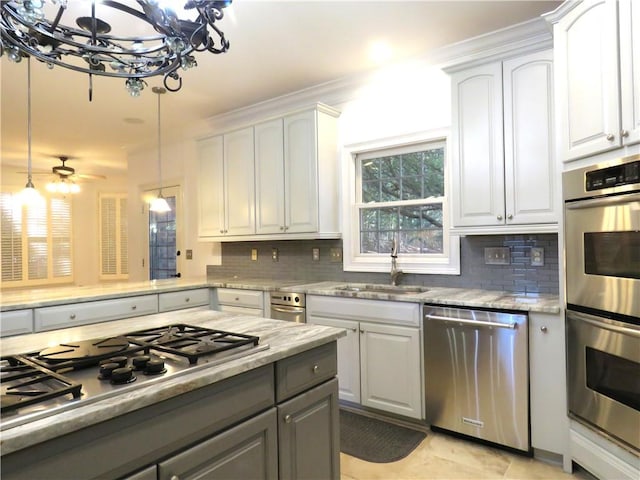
[425,314,518,330]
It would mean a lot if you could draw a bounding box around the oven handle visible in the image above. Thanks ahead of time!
[271,305,305,314]
[425,314,517,330]
[565,192,640,209]
[569,311,640,337]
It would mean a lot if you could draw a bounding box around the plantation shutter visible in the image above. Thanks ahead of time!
[0,193,23,282]
[99,194,128,279]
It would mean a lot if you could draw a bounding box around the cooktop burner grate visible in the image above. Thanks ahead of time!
[0,356,82,414]
[124,324,261,365]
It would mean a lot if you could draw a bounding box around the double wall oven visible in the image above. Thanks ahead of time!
[563,155,640,454]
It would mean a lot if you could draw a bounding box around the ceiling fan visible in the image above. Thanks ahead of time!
[18,156,106,194]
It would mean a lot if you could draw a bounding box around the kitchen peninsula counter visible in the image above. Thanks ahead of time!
[0,307,345,456]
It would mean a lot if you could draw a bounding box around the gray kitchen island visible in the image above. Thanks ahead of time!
[0,308,345,480]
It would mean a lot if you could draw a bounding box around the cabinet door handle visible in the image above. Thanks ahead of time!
[280,226,285,231]
[312,365,319,373]
[621,130,629,138]
[131,305,137,310]
[497,215,503,221]
[540,326,548,333]
[606,133,615,141]
[351,327,357,332]
[70,313,76,320]
[185,297,190,302]
[359,329,364,334]
[284,414,292,423]
[170,476,180,480]
[507,214,513,220]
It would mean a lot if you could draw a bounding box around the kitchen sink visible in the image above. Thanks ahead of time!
[333,284,429,295]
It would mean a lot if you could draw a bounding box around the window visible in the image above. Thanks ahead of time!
[343,130,460,275]
[99,193,128,280]
[1,192,73,287]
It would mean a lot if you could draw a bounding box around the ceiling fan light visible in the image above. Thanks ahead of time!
[46,182,58,193]
[17,183,44,206]
[70,183,81,193]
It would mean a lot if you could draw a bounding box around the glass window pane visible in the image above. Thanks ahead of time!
[400,206,422,230]
[360,231,379,253]
[362,180,380,203]
[422,203,443,228]
[360,209,379,231]
[379,156,400,179]
[423,147,445,197]
[381,180,400,201]
[379,207,398,231]
[361,159,380,181]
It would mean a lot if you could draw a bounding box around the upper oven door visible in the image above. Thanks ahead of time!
[564,192,640,318]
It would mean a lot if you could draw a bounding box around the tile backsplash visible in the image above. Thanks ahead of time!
[206,234,559,294]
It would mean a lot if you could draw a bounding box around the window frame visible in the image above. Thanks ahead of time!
[341,129,460,275]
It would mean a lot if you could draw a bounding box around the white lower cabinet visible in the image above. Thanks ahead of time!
[0,309,33,337]
[212,288,266,317]
[307,295,423,419]
[158,288,211,312]
[34,295,159,332]
[529,312,569,465]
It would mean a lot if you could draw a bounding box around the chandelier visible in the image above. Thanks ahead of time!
[0,0,232,100]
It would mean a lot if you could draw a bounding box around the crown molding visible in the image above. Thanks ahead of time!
[542,0,583,25]
[434,17,553,73]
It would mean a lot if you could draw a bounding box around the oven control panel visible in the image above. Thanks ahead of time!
[586,160,640,191]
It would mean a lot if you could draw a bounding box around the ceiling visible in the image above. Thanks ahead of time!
[0,1,560,181]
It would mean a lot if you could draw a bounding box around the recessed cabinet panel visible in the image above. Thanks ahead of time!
[503,50,557,224]
[197,136,224,237]
[224,127,256,236]
[0,309,33,337]
[451,63,505,227]
[255,118,285,234]
[619,0,640,147]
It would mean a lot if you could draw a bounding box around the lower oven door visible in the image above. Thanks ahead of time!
[270,305,306,323]
[567,309,640,453]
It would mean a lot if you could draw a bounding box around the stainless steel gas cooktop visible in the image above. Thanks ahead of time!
[0,324,268,430]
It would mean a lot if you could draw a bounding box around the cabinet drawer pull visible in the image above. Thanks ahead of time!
[497,215,503,221]
[606,133,615,141]
[131,305,137,310]
[540,326,548,333]
[312,364,319,373]
[621,130,629,138]
[185,297,190,302]
[69,313,76,320]
[284,414,292,423]
[507,214,513,220]
[170,475,180,480]
[235,297,240,301]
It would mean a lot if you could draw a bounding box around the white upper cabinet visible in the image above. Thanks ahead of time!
[450,49,558,233]
[198,104,340,241]
[197,135,224,237]
[547,0,640,161]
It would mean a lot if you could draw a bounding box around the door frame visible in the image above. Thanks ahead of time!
[141,183,183,281]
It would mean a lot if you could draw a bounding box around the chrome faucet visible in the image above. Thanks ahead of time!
[390,238,403,286]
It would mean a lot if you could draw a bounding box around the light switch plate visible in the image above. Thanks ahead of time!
[484,247,511,265]
[185,249,193,260]
[272,248,279,262]
[312,248,320,261]
[251,248,258,261]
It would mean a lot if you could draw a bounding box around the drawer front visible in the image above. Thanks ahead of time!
[158,288,210,312]
[217,288,264,309]
[1,309,34,337]
[276,342,337,402]
[219,305,264,316]
[34,295,158,332]
[307,295,421,327]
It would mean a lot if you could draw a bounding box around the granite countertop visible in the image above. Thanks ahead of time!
[0,277,561,314]
[0,307,345,455]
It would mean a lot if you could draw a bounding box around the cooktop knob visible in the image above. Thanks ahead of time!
[132,355,151,370]
[101,356,128,368]
[110,366,136,384]
[144,359,167,375]
[98,362,120,380]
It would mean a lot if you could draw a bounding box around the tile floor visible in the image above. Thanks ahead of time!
[340,429,594,480]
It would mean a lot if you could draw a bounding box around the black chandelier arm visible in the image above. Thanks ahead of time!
[163,71,183,93]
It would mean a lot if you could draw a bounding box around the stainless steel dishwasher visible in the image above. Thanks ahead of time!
[270,292,306,323]
[423,305,529,452]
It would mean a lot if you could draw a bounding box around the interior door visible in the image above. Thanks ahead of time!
[145,185,181,280]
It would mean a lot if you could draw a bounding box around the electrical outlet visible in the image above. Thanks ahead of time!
[251,248,258,261]
[484,247,511,265]
[312,248,320,261]
[272,248,279,262]
[330,247,342,263]
[531,247,544,266]
[185,249,193,260]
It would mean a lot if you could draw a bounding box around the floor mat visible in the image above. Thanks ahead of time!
[340,409,426,463]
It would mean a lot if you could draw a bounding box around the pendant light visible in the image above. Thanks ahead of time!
[149,86,171,213]
[17,56,43,206]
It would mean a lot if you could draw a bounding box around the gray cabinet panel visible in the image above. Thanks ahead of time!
[278,378,340,480]
[158,408,278,480]
[275,341,337,402]
[123,465,157,480]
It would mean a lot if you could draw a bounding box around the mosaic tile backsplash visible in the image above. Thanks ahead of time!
[206,234,559,294]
